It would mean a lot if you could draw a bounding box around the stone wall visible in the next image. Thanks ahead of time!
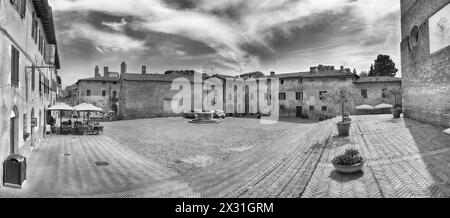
[77,81,120,112]
[279,77,356,118]
[401,0,450,127]
[354,82,402,106]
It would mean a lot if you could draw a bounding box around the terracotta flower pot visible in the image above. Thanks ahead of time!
[333,161,364,174]
[391,108,402,119]
[337,121,351,137]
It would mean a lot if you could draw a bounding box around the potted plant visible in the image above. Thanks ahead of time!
[332,148,365,174]
[323,88,356,137]
[387,88,402,118]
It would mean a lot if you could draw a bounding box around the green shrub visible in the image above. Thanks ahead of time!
[332,148,363,166]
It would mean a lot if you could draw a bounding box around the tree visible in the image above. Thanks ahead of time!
[359,71,368,77]
[369,54,398,77]
[323,88,357,123]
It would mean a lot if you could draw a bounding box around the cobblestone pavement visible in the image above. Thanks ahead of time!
[0,115,449,198]
[302,115,450,198]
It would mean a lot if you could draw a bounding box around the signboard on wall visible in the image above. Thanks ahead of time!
[429,3,450,54]
[31,118,38,127]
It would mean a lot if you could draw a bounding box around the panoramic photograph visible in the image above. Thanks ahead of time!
[0,0,449,203]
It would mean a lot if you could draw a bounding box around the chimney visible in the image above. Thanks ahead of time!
[104,66,109,78]
[142,65,147,74]
[121,61,127,75]
[340,66,344,71]
[270,71,275,76]
[95,66,100,78]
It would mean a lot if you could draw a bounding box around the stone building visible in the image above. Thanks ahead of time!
[272,65,358,118]
[401,0,450,128]
[354,77,403,107]
[76,64,121,113]
[0,0,61,176]
[118,69,212,119]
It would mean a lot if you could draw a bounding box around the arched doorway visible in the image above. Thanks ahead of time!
[10,106,19,154]
[31,108,35,147]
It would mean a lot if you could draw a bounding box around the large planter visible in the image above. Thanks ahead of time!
[337,121,351,137]
[391,108,402,119]
[333,161,364,174]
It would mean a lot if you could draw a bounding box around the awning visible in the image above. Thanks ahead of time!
[74,103,103,112]
[356,105,375,110]
[48,103,74,111]
[374,103,394,109]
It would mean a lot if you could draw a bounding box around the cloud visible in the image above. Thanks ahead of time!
[48,0,401,86]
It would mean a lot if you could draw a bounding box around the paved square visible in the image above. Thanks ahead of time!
[0,115,449,198]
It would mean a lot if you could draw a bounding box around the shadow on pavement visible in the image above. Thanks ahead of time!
[404,118,450,197]
[329,170,365,183]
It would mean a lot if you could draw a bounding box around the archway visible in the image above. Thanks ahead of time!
[10,106,19,154]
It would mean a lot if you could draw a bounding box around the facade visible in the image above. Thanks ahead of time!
[0,0,61,176]
[115,63,402,120]
[401,0,450,128]
[119,70,211,119]
[354,77,403,107]
[274,66,357,118]
[76,65,120,113]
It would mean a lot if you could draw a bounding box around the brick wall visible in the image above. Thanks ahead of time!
[401,0,450,128]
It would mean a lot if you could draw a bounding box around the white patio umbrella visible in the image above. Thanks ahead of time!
[74,103,103,112]
[355,104,375,110]
[74,103,103,122]
[374,103,394,109]
[48,103,75,132]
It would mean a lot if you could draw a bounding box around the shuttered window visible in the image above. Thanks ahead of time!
[10,0,26,18]
[11,46,20,87]
[31,68,35,91]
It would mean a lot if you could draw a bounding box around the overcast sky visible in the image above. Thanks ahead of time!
[48,0,401,87]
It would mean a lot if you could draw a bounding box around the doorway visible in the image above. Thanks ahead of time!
[10,106,19,154]
[296,106,303,118]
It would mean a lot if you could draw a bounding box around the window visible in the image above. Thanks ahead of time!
[113,82,118,85]
[38,31,43,54]
[382,88,388,98]
[102,82,106,85]
[279,92,286,100]
[310,106,315,111]
[296,92,303,101]
[31,68,35,91]
[87,90,91,96]
[322,106,327,111]
[409,25,419,50]
[319,91,328,100]
[10,0,26,18]
[179,99,183,106]
[113,91,117,98]
[361,89,368,99]
[280,80,284,85]
[299,78,303,83]
[280,105,286,110]
[102,90,106,97]
[31,12,37,41]
[11,46,20,87]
